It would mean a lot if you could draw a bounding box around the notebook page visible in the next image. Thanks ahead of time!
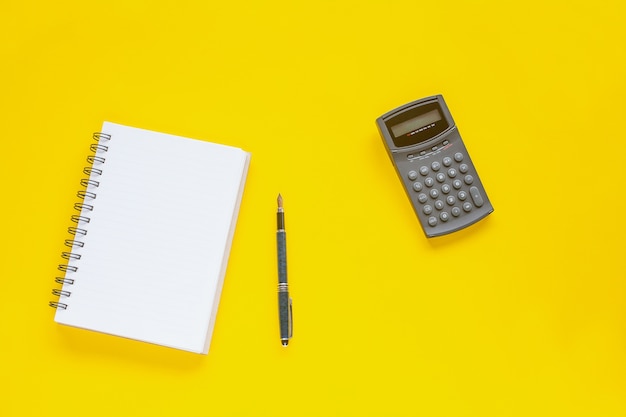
[55,122,250,353]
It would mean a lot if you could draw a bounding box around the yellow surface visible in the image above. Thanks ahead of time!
[2,1,625,416]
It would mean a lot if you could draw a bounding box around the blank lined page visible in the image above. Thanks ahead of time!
[54,122,250,354]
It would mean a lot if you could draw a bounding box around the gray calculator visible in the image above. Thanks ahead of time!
[376,95,493,237]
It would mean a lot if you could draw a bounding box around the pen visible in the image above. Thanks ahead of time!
[277,193,293,346]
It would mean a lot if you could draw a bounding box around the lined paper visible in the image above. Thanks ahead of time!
[54,122,250,354]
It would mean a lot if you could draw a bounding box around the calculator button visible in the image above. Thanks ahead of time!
[429,189,439,199]
[454,152,464,162]
[412,182,423,192]
[419,166,429,176]
[423,205,433,215]
[418,193,428,204]
[452,179,462,189]
[436,173,446,183]
[469,186,484,207]
[447,168,457,178]
[441,184,451,194]
[428,216,438,227]
[451,207,461,217]
[458,190,467,201]
[424,177,434,187]
[464,175,474,185]
[408,170,418,180]
[434,200,444,210]
[463,202,472,212]
[442,157,452,167]
[431,161,441,171]
[459,164,469,174]
[446,195,456,206]
[440,212,450,222]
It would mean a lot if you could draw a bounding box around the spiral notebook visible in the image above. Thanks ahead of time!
[50,121,250,354]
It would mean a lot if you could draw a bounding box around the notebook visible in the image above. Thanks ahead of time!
[50,121,251,354]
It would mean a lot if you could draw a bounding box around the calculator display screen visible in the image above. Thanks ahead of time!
[390,109,442,138]
[387,102,450,148]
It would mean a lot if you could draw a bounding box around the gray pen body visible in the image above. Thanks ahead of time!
[277,211,291,344]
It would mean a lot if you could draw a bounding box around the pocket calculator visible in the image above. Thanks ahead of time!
[376,95,493,237]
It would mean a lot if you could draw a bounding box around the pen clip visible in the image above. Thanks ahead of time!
[288,298,293,339]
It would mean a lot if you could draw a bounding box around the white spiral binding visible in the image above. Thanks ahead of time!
[49,132,111,310]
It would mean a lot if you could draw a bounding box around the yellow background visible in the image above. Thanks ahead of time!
[2,0,625,416]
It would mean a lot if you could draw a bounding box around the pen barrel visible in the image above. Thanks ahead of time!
[277,229,290,342]
[276,230,287,284]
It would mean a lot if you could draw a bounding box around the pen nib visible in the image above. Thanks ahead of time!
[277,193,283,208]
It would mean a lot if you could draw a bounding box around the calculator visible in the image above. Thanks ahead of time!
[376,95,493,237]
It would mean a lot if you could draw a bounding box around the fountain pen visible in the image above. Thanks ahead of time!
[277,194,293,346]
